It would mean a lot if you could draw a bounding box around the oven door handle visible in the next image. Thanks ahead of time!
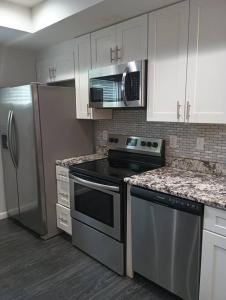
[70,174,120,193]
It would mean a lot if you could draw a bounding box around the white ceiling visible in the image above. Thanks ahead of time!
[0,26,28,45]
[6,0,44,7]
[2,0,182,50]
[12,0,180,50]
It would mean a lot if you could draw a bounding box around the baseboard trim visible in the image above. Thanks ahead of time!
[0,211,8,220]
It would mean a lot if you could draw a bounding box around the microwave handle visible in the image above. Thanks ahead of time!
[121,67,129,106]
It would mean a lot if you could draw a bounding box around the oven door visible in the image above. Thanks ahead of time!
[70,174,122,241]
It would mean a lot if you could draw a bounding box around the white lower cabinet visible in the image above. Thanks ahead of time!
[56,203,72,235]
[200,207,226,300]
[57,180,70,208]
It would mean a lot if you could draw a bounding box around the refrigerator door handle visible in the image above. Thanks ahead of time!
[7,110,18,169]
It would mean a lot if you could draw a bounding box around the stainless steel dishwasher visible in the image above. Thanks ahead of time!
[131,186,204,300]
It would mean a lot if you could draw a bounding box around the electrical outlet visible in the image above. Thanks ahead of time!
[169,135,177,148]
[196,137,205,150]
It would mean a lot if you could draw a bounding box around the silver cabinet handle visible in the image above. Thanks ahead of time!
[186,101,191,122]
[59,192,69,198]
[49,67,52,81]
[53,68,56,81]
[87,104,91,117]
[70,174,120,193]
[116,46,121,60]
[177,101,181,121]
[110,47,116,63]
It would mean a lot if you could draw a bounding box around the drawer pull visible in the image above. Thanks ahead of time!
[59,217,68,224]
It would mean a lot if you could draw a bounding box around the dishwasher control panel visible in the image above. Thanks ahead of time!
[131,186,204,216]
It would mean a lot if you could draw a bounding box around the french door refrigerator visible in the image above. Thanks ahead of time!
[0,84,94,239]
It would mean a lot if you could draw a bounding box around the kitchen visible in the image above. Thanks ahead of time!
[0,0,226,299]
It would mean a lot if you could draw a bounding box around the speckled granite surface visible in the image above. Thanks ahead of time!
[168,157,226,176]
[56,153,107,167]
[125,167,226,210]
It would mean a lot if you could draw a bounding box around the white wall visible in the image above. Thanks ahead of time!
[0,46,36,219]
[32,0,103,31]
[0,0,32,32]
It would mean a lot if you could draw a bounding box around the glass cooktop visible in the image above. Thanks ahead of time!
[69,155,161,184]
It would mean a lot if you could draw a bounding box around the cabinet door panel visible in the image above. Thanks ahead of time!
[116,14,148,63]
[187,0,226,123]
[53,40,75,81]
[200,230,226,300]
[147,1,189,122]
[75,35,92,119]
[36,59,52,83]
[91,26,116,68]
[55,57,74,82]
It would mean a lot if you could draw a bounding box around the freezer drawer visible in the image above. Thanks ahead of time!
[56,203,72,235]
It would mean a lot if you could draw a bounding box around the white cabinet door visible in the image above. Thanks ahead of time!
[75,35,112,120]
[75,34,92,119]
[199,230,226,300]
[55,56,74,82]
[91,26,117,68]
[186,0,226,123]
[53,40,75,82]
[36,59,53,83]
[147,1,189,122]
[56,204,72,235]
[116,14,148,63]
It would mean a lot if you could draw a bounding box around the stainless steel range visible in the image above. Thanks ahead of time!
[69,134,165,275]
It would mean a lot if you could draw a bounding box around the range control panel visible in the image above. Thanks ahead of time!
[108,134,164,156]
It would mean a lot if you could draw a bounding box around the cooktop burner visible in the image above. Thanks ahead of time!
[70,157,158,183]
[70,135,165,184]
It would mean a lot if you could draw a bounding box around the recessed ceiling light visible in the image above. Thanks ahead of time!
[6,0,44,7]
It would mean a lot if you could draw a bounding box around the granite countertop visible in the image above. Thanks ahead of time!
[56,153,107,167]
[125,166,226,210]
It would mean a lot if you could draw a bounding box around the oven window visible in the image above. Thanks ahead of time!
[74,183,114,227]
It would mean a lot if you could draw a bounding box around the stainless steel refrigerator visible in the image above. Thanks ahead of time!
[0,84,94,239]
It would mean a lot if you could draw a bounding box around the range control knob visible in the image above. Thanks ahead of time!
[152,142,158,148]
[141,141,146,146]
[147,142,152,147]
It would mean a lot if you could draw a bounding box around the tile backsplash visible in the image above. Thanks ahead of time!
[95,110,226,164]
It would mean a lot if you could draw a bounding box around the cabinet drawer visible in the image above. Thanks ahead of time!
[56,165,69,182]
[204,206,226,237]
[56,204,72,235]
[57,180,70,208]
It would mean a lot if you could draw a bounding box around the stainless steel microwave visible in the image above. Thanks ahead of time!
[88,60,147,108]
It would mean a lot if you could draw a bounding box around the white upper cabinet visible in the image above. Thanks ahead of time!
[147,1,189,122]
[36,40,74,83]
[91,15,148,68]
[36,58,54,83]
[74,34,112,120]
[116,15,148,64]
[53,40,75,82]
[186,0,226,124]
[91,26,117,68]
